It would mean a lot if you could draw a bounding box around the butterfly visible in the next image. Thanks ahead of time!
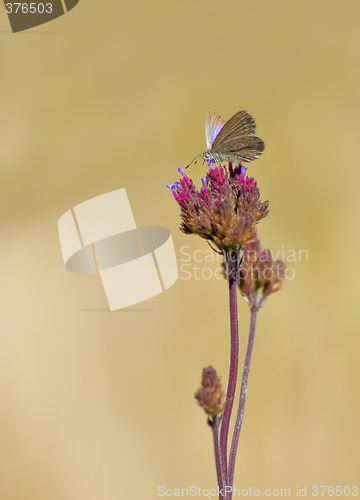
[187,110,265,168]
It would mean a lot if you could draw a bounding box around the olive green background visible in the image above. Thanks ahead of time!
[1,1,359,499]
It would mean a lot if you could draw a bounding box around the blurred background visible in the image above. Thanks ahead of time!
[1,0,359,498]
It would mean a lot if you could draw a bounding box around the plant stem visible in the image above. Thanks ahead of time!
[210,416,224,500]
[220,253,240,488]
[228,305,259,496]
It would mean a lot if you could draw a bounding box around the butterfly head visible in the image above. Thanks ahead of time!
[201,150,226,165]
[201,151,212,161]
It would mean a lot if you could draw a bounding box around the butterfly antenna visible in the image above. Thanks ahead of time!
[185,154,200,169]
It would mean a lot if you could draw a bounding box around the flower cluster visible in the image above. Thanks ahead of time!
[239,237,285,307]
[167,164,269,251]
[194,366,225,418]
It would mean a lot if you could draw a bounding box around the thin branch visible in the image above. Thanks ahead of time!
[209,416,224,499]
[228,305,259,495]
[220,251,240,486]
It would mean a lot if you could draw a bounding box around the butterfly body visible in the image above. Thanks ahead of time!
[201,151,233,163]
[200,110,265,165]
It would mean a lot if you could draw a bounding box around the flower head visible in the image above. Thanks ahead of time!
[238,237,285,307]
[195,366,225,417]
[168,165,269,251]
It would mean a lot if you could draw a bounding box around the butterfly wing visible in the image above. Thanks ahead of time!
[211,110,256,150]
[224,135,265,162]
[211,110,264,162]
[205,111,226,150]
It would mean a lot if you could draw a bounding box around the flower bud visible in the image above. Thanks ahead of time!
[194,366,225,417]
[239,238,285,307]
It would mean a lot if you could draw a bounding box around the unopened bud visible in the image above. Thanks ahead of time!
[194,366,225,417]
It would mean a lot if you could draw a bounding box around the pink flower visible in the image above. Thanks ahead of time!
[168,165,269,251]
